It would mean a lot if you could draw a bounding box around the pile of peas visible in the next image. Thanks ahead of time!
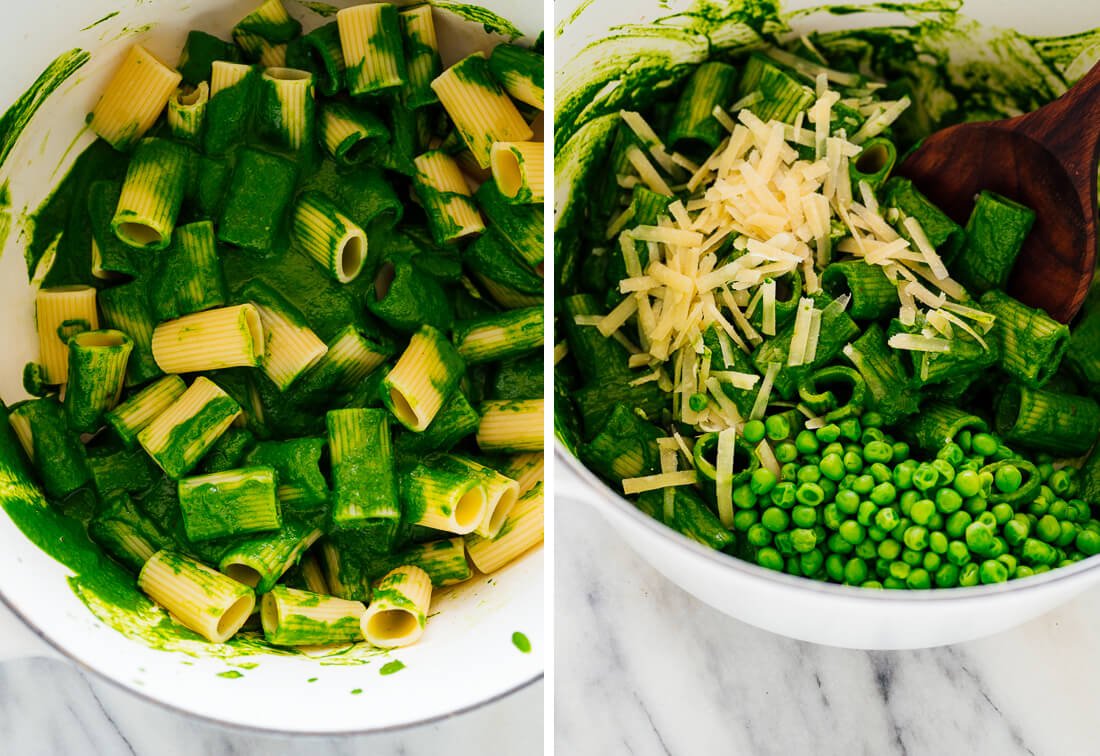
[728,413,1100,588]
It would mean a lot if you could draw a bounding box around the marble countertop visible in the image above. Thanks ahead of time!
[557,494,1100,756]
[0,607,542,756]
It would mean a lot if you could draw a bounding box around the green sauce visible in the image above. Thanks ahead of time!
[379,659,406,675]
[511,631,531,653]
[217,670,244,679]
[431,3,523,40]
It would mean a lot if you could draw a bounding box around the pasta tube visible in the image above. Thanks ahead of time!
[90,44,182,150]
[338,3,407,96]
[476,399,544,453]
[7,398,90,498]
[383,324,465,432]
[151,220,228,321]
[360,566,431,648]
[35,285,98,385]
[111,138,190,251]
[166,82,208,143]
[412,151,484,245]
[138,550,255,643]
[137,376,242,479]
[261,585,365,646]
[453,306,543,364]
[260,68,315,150]
[465,482,544,573]
[242,280,328,391]
[487,43,543,110]
[105,375,187,448]
[402,456,489,535]
[319,102,387,165]
[327,408,399,529]
[178,466,282,542]
[398,4,441,108]
[291,191,368,283]
[490,141,544,204]
[151,304,265,374]
[64,330,133,433]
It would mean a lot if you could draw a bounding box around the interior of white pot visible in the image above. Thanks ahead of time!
[0,0,543,733]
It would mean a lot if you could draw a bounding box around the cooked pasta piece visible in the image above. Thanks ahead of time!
[210,60,252,95]
[431,53,532,168]
[137,376,241,479]
[151,220,228,321]
[297,552,330,595]
[220,521,322,593]
[88,492,171,572]
[475,181,544,267]
[151,304,265,374]
[262,585,366,646]
[291,191,368,283]
[35,285,98,385]
[292,22,344,96]
[166,82,209,143]
[465,482,544,573]
[487,43,543,110]
[338,3,407,96]
[260,67,315,150]
[98,282,161,386]
[448,456,521,538]
[453,306,543,364]
[502,452,544,494]
[319,102,387,165]
[389,538,473,586]
[412,151,484,245]
[383,324,465,431]
[328,408,399,529]
[476,399,544,452]
[490,141,545,203]
[242,280,328,390]
[138,550,255,643]
[397,4,441,108]
[403,456,489,534]
[297,324,391,395]
[63,330,133,433]
[234,0,300,42]
[105,375,187,449]
[360,566,431,648]
[89,44,182,150]
[111,138,190,250]
[178,466,281,542]
[6,398,90,497]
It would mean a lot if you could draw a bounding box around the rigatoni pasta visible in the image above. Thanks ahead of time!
[259,68,314,150]
[398,5,441,109]
[35,285,98,385]
[63,330,133,433]
[291,191,368,283]
[359,566,432,648]
[338,3,407,96]
[178,466,281,542]
[383,324,465,432]
[327,408,399,529]
[105,375,187,448]
[412,151,485,245]
[477,399,544,452]
[111,138,190,251]
[465,482,544,573]
[262,585,365,646]
[166,82,209,143]
[138,550,255,643]
[490,141,545,203]
[243,280,328,390]
[137,376,241,479]
[152,304,265,374]
[89,44,182,150]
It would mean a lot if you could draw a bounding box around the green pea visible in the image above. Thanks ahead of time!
[913,464,939,491]
[839,519,865,545]
[828,533,854,554]
[891,441,910,459]
[791,528,817,553]
[835,489,859,515]
[1077,529,1100,556]
[781,462,799,482]
[868,462,891,484]
[927,512,944,531]
[844,557,868,583]
[852,475,875,495]
[965,522,995,555]
[819,478,837,501]
[857,500,878,527]
[842,450,864,474]
[898,490,917,516]
[893,461,917,490]
[862,411,883,428]
[889,560,910,580]
[1015,565,1035,579]
[957,430,973,454]
[953,469,981,498]
[935,488,963,515]
[791,505,817,528]
[822,502,842,530]
[959,562,980,586]
[945,511,972,539]
[1048,499,1068,520]
[748,523,772,546]
[1037,461,1055,482]
[906,568,931,589]
[910,499,935,525]
[733,510,758,532]
[749,468,777,495]
[1003,515,1030,546]
[937,443,964,466]
[947,540,971,566]
[774,532,794,556]
[794,482,824,507]
[1021,537,1057,565]
[800,548,825,576]
[903,525,928,551]
[815,423,841,443]
[821,442,845,458]
[881,576,905,589]
[795,430,819,455]
[877,538,901,560]
[770,482,797,509]
[819,453,846,481]
[823,554,844,581]
[757,547,784,571]
[971,433,998,457]
[796,466,822,485]
[1049,469,1074,497]
[765,414,791,441]
[870,482,896,506]
[855,539,878,560]
[922,552,941,571]
[991,503,1014,525]
[965,495,989,515]
[874,507,900,532]
[868,525,887,542]
[743,419,766,444]
[1028,497,1049,517]
[994,465,1023,493]
[775,442,798,463]
[976,511,997,529]
[997,553,1017,576]
[935,563,959,587]
[1036,514,1060,542]
[902,548,923,567]
[931,459,955,485]
[785,556,802,576]
[1056,521,1079,548]
[689,393,709,412]
[761,507,790,532]
[837,418,861,442]
[979,559,1008,584]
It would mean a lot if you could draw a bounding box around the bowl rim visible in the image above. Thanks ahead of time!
[0,584,543,735]
[557,441,1100,602]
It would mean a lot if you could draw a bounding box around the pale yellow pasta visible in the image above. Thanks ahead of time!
[262,68,313,149]
[210,61,252,95]
[234,31,288,68]
[338,3,405,96]
[105,374,187,447]
[413,151,485,242]
[261,586,366,646]
[412,467,488,535]
[431,52,532,168]
[311,325,387,389]
[490,141,545,203]
[476,399,544,453]
[299,552,331,595]
[503,452,544,495]
[238,0,294,30]
[90,44,182,150]
[476,275,543,308]
[137,377,241,479]
[448,456,520,539]
[90,239,124,281]
[251,300,328,391]
[360,566,432,648]
[138,550,255,643]
[36,285,98,385]
[384,326,461,431]
[166,82,209,141]
[151,304,265,374]
[7,404,35,461]
[465,482,544,574]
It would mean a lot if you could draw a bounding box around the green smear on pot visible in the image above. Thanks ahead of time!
[217,670,244,679]
[0,49,89,168]
[511,631,531,653]
[431,2,523,40]
[380,659,406,675]
[294,1,340,16]
[81,11,120,31]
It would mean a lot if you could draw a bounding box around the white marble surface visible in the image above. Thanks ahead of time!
[0,607,542,756]
[557,493,1100,756]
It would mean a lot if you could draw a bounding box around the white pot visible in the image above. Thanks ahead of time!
[0,0,543,733]
[555,0,1100,650]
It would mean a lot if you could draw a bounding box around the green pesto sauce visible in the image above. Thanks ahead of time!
[351,687,363,694]
[295,1,340,17]
[308,676,319,682]
[0,49,89,168]
[431,2,523,41]
[379,659,406,675]
[182,476,275,539]
[217,670,244,679]
[154,395,240,479]
[81,11,120,32]
[511,631,531,653]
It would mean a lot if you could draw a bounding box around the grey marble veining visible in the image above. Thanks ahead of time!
[556,494,1100,756]
[0,647,541,756]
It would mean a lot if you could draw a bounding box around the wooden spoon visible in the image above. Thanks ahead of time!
[896,60,1100,323]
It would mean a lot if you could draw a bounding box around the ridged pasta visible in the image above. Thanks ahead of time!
[476,399,544,452]
[359,566,432,648]
[166,82,209,142]
[338,3,407,96]
[105,375,187,448]
[298,552,331,595]
[261,68,314,150]
[465,482,544,573]
[486,43,544,110]
[449,456,521,539]
[413,151,484,244]
[210,61,252,95]
[220,523,322,593]
[137,376,241,479]
[309,324,388,390]
[262,585,365,646]
[503,452,544,495]
[138,550,255,643]
[35,285,98,385]
[178,466,281,541]
[63,330,133,433]
[152,304,265,374]
[319,102,387,165]
[477,274,544,308]
[383,325,465,431]
[398,4,441,108]
[249,297,328,391]
[405,458,488,534]
[111,138,189,250]
[291,191,368,283]
[431,53,533,168]
[90,44,182,150]
[98,282,161,386]
[7,404,35,461]
[490,141,545,203]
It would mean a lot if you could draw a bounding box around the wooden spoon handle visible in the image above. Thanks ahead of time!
[1014,60,1100,203]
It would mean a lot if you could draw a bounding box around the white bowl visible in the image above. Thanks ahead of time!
[555,0,1100,650]
[0,0,542,733]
